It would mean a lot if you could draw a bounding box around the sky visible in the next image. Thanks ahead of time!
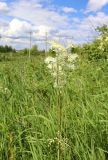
[0,0,108,49]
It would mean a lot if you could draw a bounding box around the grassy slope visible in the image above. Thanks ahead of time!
[0,56,108,160]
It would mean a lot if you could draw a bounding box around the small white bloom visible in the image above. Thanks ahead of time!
[105,37,108,42]
[45,42,78,88]
[47,64,53,70]
[67,44,75,49]
[67,54,78,62]
[45,56,56,64]
[49,41,66,53]
[66,64,75,70]
[98,43,104,50]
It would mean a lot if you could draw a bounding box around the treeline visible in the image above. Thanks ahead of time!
[20,45,45,55]
[0,45,16,53]
[0,44,45,62]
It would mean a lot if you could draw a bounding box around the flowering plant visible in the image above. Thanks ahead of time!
[45,41,78,88]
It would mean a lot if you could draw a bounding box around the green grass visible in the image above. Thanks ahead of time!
[0,55,108,160]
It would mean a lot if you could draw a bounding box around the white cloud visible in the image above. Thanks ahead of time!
[37,25,51,36]
[6,19,33,36]
[74,12,108,42]
[1,11,108,48]
[1,0,108,49]
[0,2,9,12]
[1,18,53,37]
[1,0,74,38]
[86,0,108,12]
[62,7,77,13]
[72,17,80,23]
[0,18,52,49]
[87,12,106,28]
[8,0,68,30]
[56,12,108,44]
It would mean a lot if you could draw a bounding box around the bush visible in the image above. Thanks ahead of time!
[72,25,108,61]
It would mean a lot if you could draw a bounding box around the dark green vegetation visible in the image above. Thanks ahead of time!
[0,26,108,160]
[0,45,45,62]
[0,45,16,53]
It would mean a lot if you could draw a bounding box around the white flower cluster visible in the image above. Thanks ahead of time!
[45,41,78,88]
[97,35,108,51]
[47,137,69,150]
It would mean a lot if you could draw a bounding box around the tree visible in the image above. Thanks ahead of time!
[0,45,16,53]
[96,24,108,35]
[76,25,108,61]
[30,45,38,55]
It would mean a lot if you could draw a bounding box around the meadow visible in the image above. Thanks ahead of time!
[0,26,108,160]
[0,54,108,160]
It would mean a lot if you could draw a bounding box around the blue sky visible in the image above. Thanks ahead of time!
[53,0,87,10]
[0,0,108,48]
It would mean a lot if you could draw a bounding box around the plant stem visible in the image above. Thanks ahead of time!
[56,54,62,160]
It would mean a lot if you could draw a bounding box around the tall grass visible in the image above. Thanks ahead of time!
[0,55,108,160]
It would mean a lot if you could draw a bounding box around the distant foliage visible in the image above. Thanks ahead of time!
[0,45,16,53]
[48,48,56,57]
[20,45,45,56]
[0,45,16,61]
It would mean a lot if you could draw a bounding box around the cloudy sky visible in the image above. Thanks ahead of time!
[0,0,108,49]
